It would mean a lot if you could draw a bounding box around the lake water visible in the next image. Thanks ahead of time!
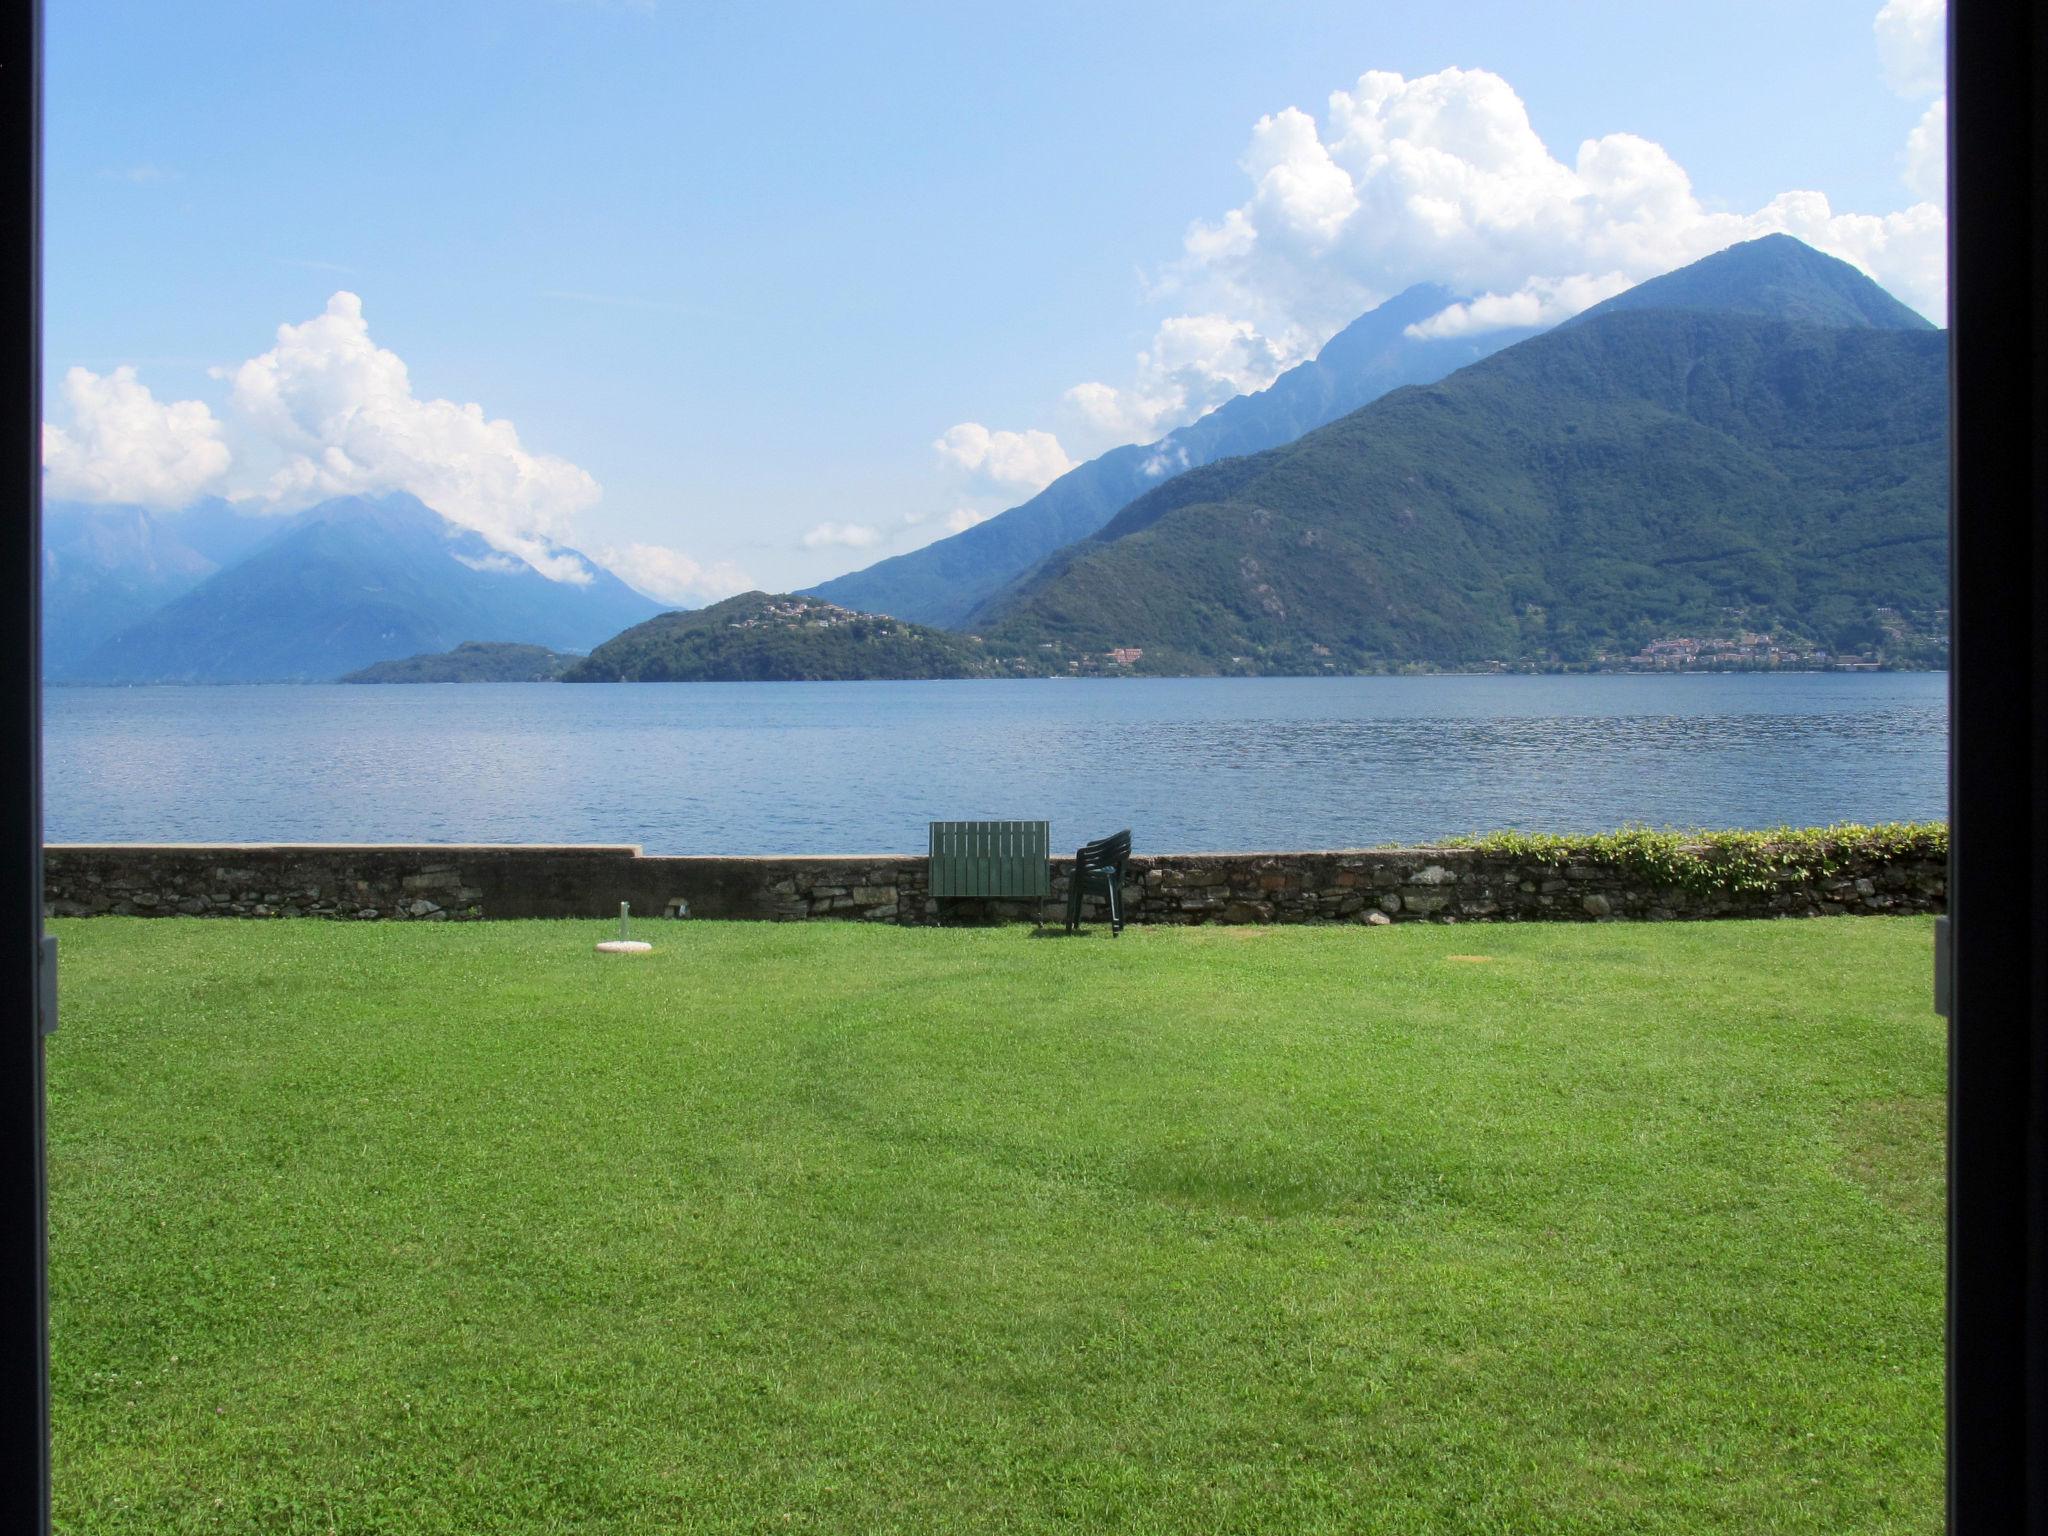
[43,674,1949,855]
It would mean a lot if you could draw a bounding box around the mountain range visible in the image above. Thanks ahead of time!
[801,285,1540,626]
[42,236,1948,685]
[973,236,1948,672]
[59,493,660,684]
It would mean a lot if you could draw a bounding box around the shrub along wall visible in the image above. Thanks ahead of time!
[45,827,1945,926]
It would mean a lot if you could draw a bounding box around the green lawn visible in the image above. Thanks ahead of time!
[46,917,1944,1535]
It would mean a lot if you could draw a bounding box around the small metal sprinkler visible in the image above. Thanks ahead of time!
[595,899,653,954]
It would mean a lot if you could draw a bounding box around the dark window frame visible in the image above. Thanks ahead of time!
[1943,4,2048,1530]
[3,0,48,1531]
[3,4,2042,1530]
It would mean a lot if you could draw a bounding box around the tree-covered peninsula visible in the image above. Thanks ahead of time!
[340,641,579,683]
[561,592,1037,682]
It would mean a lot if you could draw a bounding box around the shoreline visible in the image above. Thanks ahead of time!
[43,666,1953,689]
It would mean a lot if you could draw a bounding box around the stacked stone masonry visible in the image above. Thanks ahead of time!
[45,844,1946,926]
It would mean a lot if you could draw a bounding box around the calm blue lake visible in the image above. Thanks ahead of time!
[43,674,1948,855]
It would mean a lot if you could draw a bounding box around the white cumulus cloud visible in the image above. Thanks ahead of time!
[1903,97,1946,201]
[1175,66,1946,346]
[931,423,1074,493]
[50,294,754,598]
[595,541,752,606]
[41,365,231,508]
[801,521,882,550]
[1876,0,1945,98]
[1877,1,1945,205]
[1406,271,1633,339]
[1240,105,1360,248]
[1061,313,1308,451]
[220,292,603,582]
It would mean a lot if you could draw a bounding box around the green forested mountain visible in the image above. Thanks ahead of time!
[975,239,1947,673]
[340,641,578,683]
[564,592,1032,682]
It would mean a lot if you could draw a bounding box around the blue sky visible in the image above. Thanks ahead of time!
[44,0,1945,601]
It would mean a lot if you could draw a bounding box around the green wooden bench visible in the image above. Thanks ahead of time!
[928,820,1050,923]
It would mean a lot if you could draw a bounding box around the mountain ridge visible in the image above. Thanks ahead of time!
[1566,233,1937,332]
[801,284,1540,626]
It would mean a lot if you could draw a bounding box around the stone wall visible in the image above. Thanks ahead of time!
[44,842,1946,926]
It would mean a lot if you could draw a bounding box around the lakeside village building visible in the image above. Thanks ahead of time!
[1617,633,1880,671]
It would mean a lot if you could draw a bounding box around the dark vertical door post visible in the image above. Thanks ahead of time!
[0,0,46,1529]
[1947,2,2048,1530]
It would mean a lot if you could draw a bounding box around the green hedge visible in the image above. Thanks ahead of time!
[1445,822,1948,897]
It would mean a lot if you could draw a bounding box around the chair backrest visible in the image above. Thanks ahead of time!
[928,820,1051,898]
[1073,829,1132,875]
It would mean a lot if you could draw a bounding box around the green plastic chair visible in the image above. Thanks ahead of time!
[1065,829,1132,935]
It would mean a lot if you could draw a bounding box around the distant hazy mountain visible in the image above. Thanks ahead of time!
[341,640,578,684]
[163,497,297,569]
[42,498,298,678]
[69,492,662,683]
[42,502,218,678]
[977,237,1948,673]
[801,285,1541,627]
[564,592,1029,682]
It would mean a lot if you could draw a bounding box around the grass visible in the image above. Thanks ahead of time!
[46,916,1944,1535]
